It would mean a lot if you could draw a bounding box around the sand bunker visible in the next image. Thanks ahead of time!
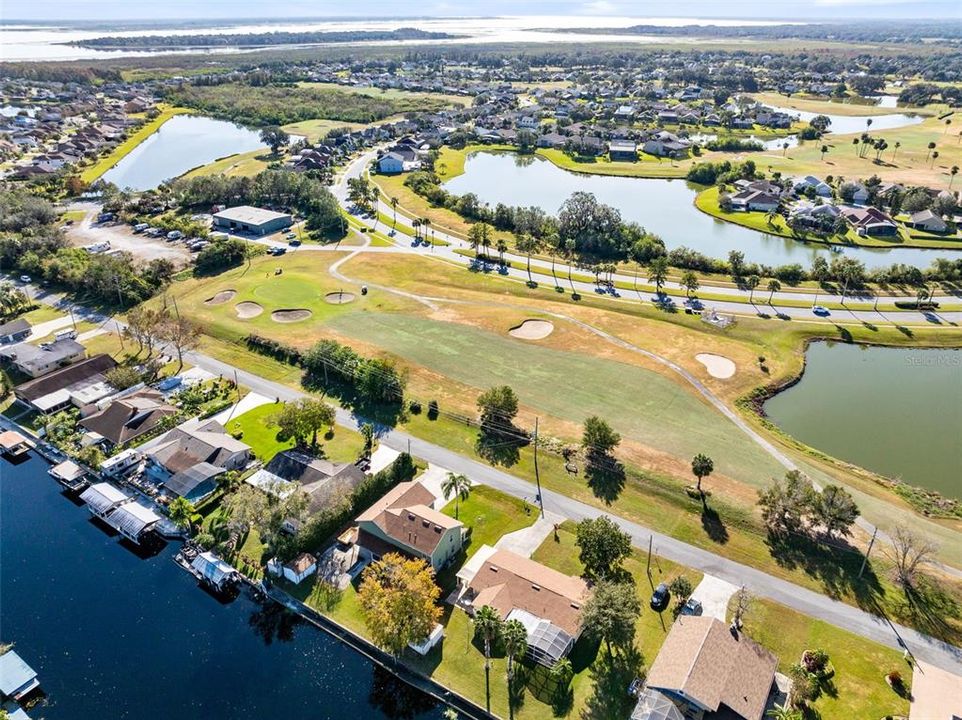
[696,353,736,379]
[235,302,263,319]
[204,289,236,306]
[325,291,356,305]
[271,308,312,323]
[509,319,555,340]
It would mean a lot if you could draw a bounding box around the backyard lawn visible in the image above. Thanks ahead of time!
[225,401,367,464]
[184,147,271,178]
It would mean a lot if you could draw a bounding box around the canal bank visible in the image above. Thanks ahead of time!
[0,451,449,720]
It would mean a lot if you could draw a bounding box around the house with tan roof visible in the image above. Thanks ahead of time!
[355,479,464,572]
[459,547,589,666]
[640,615,778,720]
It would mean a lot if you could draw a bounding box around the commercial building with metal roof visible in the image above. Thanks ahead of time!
[212,205,292,236]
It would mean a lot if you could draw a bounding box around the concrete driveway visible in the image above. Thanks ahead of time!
[689,575,739,621]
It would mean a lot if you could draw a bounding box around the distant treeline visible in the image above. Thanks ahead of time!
[65,28,461,49]
[164,81,450,125]
[547,20,962,44]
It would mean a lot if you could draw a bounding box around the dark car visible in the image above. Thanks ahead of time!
[650,583,671,612]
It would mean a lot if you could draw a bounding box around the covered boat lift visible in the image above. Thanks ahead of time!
[103,502,162,543]
[0,430,31,458]
[49,459,87,490]
[0,650,40,701]
[79,482,130,519]
[191,551,238,590]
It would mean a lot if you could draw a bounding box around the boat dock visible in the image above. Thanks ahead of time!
[0,430,32,458]
[48,459,88,490]
[0,650,40,703]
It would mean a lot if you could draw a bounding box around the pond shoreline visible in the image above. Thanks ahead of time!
[743,338,962,517]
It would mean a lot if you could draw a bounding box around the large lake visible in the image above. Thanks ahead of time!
[101,115,264,191]
[443,152,956,269]
[764,343,962,497]
[759,103,923,134]
[0,452,445,720]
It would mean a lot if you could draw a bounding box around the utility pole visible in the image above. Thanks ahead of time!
[646,535,653,583]
[859,527,878,578]
[533,416,544,518]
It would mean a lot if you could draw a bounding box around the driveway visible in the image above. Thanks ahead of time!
[689,575,739,621]
[494,511,565,558]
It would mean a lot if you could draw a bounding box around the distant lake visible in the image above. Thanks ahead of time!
[764,343,962,497]
[443,151,956,269]
[101,114,264,190]
[760,102,923,134]
[0,452,446,720]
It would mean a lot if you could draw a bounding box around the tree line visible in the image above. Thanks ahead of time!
[69,28,460,49]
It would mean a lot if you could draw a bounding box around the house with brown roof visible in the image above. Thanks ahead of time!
[355,479,464,572]
[640,616,778,720]
[79,389,178,449]
[146,418,251,499]
[459,547,589,666]
[13,353,117,413]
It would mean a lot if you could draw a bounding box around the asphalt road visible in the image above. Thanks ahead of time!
[186,348,962,675]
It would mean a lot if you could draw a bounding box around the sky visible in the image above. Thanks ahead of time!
[4,0,961,22]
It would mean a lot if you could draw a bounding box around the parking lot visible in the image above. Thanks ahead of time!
[66,208,193,267]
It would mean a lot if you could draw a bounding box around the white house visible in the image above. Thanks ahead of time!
[377,152,405,174]
[793,175,833,198]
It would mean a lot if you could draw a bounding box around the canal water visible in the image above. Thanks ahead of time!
[754,102,923,134]
[764,343,962,497]
[443,151,956,269]
[0,452,444,720]
[101,115,265,191]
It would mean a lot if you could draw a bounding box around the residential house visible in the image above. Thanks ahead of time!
[0,338,86,379]
[841,206,899,237]
[355,479,464,572]
[147,418,251,498]
[246,449,367,533]
[789,202,842,232]
[79,388,178,449]
[12,354,117,414]
[377,152,405,174]
[639,616,778,720]
[729,189,781,213]
[0,318,31,345]
[848,183,871,204]
[536,132,567,149]
[608,140,638,161]
[643,132,690,158]
[458,547,589,666]
[907,209,948,233]
[792,175,833,198]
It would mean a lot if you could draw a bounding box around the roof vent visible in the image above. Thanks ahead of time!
[531,584,541,591]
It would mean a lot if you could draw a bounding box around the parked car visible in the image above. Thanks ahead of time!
[680,598,703,616]
[19,275,31,284]
[812,305,830,316]
[166,230,184,241]
[145,228,162,237]
[289,238,301,247]
[133,223,149,233]
[97,212,115,223]
[650,583,670,612]
[286,232,297,239]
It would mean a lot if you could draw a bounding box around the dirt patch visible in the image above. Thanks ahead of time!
[235,302,264,319]
[205,289,236,306]
[508,319,554,340]
[272,308,312,323]
[325,291,356,305]
[696,353,736,379]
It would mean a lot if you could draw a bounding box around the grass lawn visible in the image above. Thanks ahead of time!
[281,118,365,142]
[184,147,272,179]
[325,310,788,487]
[443,484,538,558]
[537,147,692,179]
[734,596,911,719]
[80,104,190,184]
[225,401,366,464]
[18,304,66,325]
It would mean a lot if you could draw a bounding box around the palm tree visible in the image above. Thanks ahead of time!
[747,274,760,303]
[368,188,380,232]
[515,232,539,284]
[565,239,577,295]
[648,257,669,294]
[474,605,503,712]
[766,704,802,720]
[502,618,528,718]
[782,142,789,156]
[691,453,714,495]
[496,238,508,265]
[852,137,859,155]
[951,165,959,188]
[390,196,399,229]
[412,218,422,241]
[931,150,940,168]
[422,218,432,246]
[767,278,782,304]
[820,145,828,162]
[866,117,873,131]
[945,118,952,135]
[926,141,936,161]
[892,140,901,162]
[168,496,200,534]
[441,472,471,519]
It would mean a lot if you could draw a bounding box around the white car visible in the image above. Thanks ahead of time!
[19,275,31,283]
[812,305,830,316]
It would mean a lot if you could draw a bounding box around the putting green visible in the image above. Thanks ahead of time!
[326,312,786,486]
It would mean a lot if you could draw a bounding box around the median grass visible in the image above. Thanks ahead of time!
[79,104,190,184]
